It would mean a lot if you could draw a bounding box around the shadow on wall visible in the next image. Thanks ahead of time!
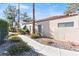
[48,21,55,39]
[40,21,54,38]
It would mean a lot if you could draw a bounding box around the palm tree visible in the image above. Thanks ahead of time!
[32,3,35,34]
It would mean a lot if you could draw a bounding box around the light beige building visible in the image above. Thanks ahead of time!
[26,14,79,43]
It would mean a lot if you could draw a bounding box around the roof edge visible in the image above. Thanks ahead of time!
[26,14,78,24]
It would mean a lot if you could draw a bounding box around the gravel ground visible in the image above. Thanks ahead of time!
[35,38,79,52]
[13,49,44,56]
[0,40,43,56]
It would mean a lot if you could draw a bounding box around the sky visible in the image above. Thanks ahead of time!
[0,3,68,20]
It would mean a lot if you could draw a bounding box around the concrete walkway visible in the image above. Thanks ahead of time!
[18,35,79,56]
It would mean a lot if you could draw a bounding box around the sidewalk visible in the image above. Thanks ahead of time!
[18,35,79,56]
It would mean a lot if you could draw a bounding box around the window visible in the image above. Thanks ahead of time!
[58,22,74,27]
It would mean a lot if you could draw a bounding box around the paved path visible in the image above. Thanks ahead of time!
[18,35,79,56]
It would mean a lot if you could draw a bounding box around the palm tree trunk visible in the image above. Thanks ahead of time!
[32,3,35,34]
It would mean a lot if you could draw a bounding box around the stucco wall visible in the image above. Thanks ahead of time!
[19,21,26,28]
[36,21,50,37]
[49,15,79,43]
[26,21,50,37]
[26,15,79,43]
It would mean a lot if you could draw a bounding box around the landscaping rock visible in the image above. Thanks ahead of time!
[0,40,43,56]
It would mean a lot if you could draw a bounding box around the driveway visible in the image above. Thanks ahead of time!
[18,35,79,56]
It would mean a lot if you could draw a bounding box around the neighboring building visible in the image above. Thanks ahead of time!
[19,20,32,29]
[19,20,27,28]
[25,14,79,43]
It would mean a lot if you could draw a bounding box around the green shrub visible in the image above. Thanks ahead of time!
[9,36,21,42]
[23,25,27,30]
[19,26,30,35]
[25,29,30,34]
[9,27,17,32]
[9,27,12,32]
[31,34,40,39]
[8,41,31,55]
[19,29,26,34]
[9,33,18,37]
[19,29,30,35]
[0,19,9,44]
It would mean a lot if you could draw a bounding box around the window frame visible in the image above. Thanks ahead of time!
[58,21,74,27]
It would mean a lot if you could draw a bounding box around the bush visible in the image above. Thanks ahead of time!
[9,33,18,37]
[31,34,40,39]
[25,29,30,34]
[19,26,30,35]
[23,25,27,30]
[9,36,21,42]
[19,29,26,34]
[8,41,31,55]
[9,27,17,32]
[9,27,12,32]
[19,29,30,35]
[0,19,9,44]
